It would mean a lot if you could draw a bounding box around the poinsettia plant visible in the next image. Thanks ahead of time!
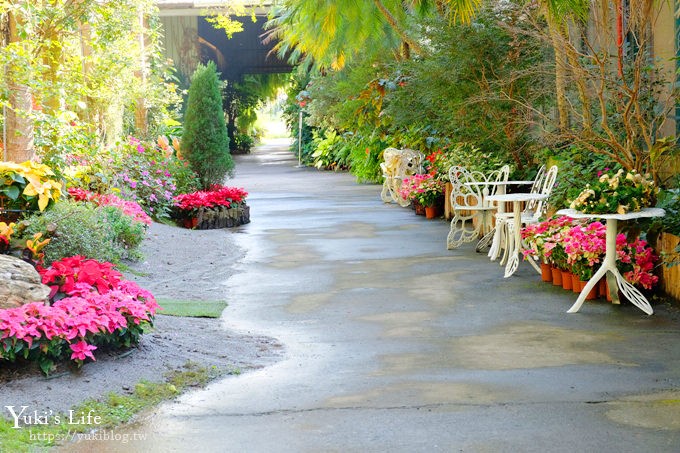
[1,256,159,374]
[39,255,123,301]
[173,184,248,215]
[523,216,659,289]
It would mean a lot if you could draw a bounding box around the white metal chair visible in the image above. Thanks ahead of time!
[491,165,558,270]
[380,148,424,207]
[446,165,510,250]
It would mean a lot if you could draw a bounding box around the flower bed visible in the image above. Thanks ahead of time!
[0,256,159,374]
[173,185,250,229]
[68,187,152,225]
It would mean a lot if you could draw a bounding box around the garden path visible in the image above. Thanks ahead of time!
[66,138,680,452]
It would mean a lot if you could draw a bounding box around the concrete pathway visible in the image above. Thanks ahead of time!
[85,140,680,452]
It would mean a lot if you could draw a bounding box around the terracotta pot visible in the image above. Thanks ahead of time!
[579,280,598,300]
[425,206,437,219]
[571,273,581,294]
[551,266,563,286]
[414,200,425,216]
[540,262,552,283]
[561,270,573,290]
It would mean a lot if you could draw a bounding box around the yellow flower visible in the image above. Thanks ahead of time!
[0,221,14,239]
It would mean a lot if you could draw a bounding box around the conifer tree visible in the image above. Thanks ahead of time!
[181,62,233,188]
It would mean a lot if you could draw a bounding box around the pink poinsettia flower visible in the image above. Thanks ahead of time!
[70,340,97,361]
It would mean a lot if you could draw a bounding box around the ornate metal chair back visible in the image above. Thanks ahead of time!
[528,165,558,221]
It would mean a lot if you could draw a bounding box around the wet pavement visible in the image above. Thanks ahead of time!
[70,139,680,452]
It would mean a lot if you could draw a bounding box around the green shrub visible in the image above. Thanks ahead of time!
[181,62,233,189]
[349,133,388,183]
[541,145,617,211]
[20,201,143,265]
[233,133,255,153]
[101,206,145,261]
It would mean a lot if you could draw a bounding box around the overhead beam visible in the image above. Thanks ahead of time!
[156,1,273,17]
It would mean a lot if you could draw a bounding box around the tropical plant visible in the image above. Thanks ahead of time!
[181,62,234,189]
[0,161,63,212]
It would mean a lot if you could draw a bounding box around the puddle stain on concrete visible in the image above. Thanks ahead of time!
[286,258,462,314]
[605,391,680,430]
[325,381,513,408]
[267,230,322,269]
[324,222,377,239]
[359,311,436,337]
[287,292,333,314]
[374,323,629,374]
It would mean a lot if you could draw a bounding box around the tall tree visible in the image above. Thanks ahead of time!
[181,61,233,189]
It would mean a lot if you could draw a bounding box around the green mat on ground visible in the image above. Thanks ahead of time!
[157,299,228,318]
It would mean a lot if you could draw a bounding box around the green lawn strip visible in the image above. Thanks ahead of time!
[156,298,228,318]
[0,362,239,452]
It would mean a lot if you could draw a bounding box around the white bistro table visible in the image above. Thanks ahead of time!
[556,208,665,315]
[486,192,549,278]
[463,180,534,250]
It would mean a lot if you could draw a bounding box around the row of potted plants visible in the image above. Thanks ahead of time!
[394,145,505,219]
[522,216,658,300]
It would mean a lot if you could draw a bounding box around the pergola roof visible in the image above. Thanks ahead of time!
[156,1,273,17]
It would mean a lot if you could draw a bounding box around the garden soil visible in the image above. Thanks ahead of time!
[0,222,284,415]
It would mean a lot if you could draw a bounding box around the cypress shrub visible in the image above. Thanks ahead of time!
[182,62,233,189]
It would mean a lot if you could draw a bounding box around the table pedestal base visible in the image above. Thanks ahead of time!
[567,218,653,315]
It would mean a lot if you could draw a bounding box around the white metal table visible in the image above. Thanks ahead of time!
[556,208,665,315]
[486,192,549,278]
[463,180,534,250]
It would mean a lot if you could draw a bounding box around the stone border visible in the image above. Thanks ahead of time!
[190,204,250,229]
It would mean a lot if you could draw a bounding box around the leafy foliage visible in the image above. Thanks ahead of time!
[181,62,233,189]
[20,201,135,265]
[0,0,182,162]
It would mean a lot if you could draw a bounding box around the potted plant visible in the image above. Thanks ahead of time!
[416,175,445,219]
[399,173,444,219]
[522,216,579,282]
[569,168,657,214]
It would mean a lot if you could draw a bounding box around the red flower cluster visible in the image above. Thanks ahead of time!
[40,255,122,300]
[1,257,159,369]
[173,185,248,212]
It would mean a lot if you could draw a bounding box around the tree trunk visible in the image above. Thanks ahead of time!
[548,17,570,131]
[5,12,34,162]
[134,7,148,136]
[42,26,62,114]
[563,24,592,131]
[615,0,624,77]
